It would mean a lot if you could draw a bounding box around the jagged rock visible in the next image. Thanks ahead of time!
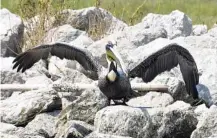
[127,91,174,107]
[191,25,207,36]
[86,131,131,138]
[142,10,192,39]
[57,88,108,125]
[94,106,152,138]
[24,111,60,138]
[0,88,61,126]
[53,69,95,110]
[53,68,94,88]
[0,122,44,138]
[57,7,127,39]
[43,24,86,43]
[0,8,23,57]
[55,120,94,138]
[124,25,167,47]
[1,70,25,99]
[191,105,217,138]
[148,101,197,137]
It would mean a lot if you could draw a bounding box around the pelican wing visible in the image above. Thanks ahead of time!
[13,42,101,74]
[129,43,199,99]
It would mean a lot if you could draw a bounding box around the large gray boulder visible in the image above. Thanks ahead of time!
[148,101,197,137]
[24,111,60,138]
[94,106,153,138]
[53,69,94,109]
[56,88,108,126]
[0,88,61,126]
[191,105,217,138]
[127,91,174,107]
[0,122,44,138]
[142,10,192,39]
[0,8,23,57]
[55,120,94,138]
[57,7,127,39]
[43,24,86,43]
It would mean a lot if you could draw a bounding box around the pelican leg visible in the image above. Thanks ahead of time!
[108,98,111,106]
[122,97,128,106]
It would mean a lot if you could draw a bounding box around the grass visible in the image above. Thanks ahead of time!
[1,0,217,27]
[1,0,217,50]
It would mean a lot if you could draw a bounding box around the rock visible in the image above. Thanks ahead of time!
[0,57,24,99]
[25,75,52,85]
[0,122,44,138]
[191,105,217,138]
[142,10,192,39]
[0,88,61,126]
[194,104,209,121]
[206,27,217,38]
[0,133,20,138]
[191,25,207,36]
[57,88,108,125]
[0,8,23,57]
[1,70,25,99]
[57,7,127,39]
[148,101,197,137]
[94,106,152,138]
[52,68,94,90]
[55,120,94,138]
[127,91,174,107]
[86,131,131,138]
[125,25,167,47]
[24,111,60,138]
[43,24,86,43]
[174,35,217,49]
[0,57,51,99]
[0,122,18,133]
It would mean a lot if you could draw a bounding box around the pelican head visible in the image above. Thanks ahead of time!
[105,41,128,81]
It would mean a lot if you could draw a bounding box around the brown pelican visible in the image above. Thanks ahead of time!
[12,41,213,107]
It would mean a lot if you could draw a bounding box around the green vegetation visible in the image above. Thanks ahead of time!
[1,0,217,51]
[1,0,217,27]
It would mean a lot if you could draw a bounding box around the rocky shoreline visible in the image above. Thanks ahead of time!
[1,7,217,138]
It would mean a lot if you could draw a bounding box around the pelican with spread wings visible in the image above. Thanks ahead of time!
[12,41,213,107]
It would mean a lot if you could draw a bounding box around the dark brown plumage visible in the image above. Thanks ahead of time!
[129,43,199,99]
